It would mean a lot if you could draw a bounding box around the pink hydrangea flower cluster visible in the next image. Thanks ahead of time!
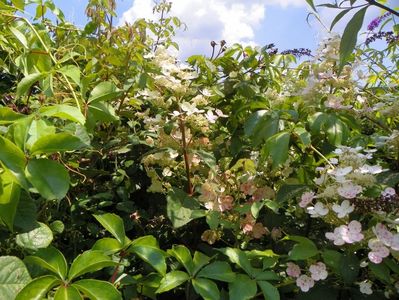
[368,223,399,264]
[286,262,328,292]
[325,220,364,245]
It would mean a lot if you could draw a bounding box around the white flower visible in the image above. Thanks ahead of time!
[337,182,362,199]
[359,281,373,295]
[299,192,315,208]
[296,275,314,292]
[205,110,218,123]
[286,262,301,278]
[357,164,384,174]
[373,223,394,247]
[328,166,352,177]
[309,262,328,281]
[180,102,204,115]
[332,200,354,218]
[325,221,364,245]
[368,239,390,264]
[381,187,396,197]
[307,202,329,218]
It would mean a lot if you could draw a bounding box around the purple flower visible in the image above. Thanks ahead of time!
[367,12,391,31]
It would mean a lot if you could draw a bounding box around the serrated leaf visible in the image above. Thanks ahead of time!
[197,261,236,282]
[15,275,60,300]
[30,133,87,155]
[0,256,31,300]
[93,213,125,246]
[192,278,220,300]
[155,271,189,293]
[25,247,68,280]
[68,250,117,280]
[16,222,53,250]
[339,7,368,71]
[25,159,70,201]
[72,279,121,300]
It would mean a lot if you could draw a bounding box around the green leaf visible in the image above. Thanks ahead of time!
[16,222,53,250]
[25,247,68,280]
[293,126,311,147]
[369,263,391,284]
[155,271,189,293]
[25,119,56,149]
[168,245,194,275]
[30,133,87,155]
[129,236,167,275]
[286,236,319,261]
[13,193,37,232]
[219,248,254,276]
[93,213,125,246]
[9,26,28,49]
[262,131,290,168]
[330,9,350,31]
[25,159,70,201]
[276,184,308,203]
[40,105,85,125]
[91,238,123,255]
[0,172,21,231]
[0,136,27,187]
[88,82,122,104]
[166,188,201,228]
[339,7,368,71]
[321,250,342,274]
[72,279,122,300]
[16,73,46,99]
[253,270,280,281]
[6,116,33,150]
[338,253,359,284]
[0,107,25,124]
[0,256,31,300]
[305,0,317,11]
[11,0,25,10]
[228,274,257,300]
[15,275,60,300]
[257,281,280,300]
[192,251,211,275]
[197,261,236,282]
[192,278,220,300]
[68,250,117,280]
[88,102,119,123]
[54,286,82,300]
[57,65,81,85]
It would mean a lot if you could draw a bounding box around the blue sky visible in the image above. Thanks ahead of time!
[45,0,392,58]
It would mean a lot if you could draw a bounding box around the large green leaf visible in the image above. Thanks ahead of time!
[57,65,81,85]
[0,256,31,300]
[339,7,368,70]
[0,172,21,230]
[262,131,291,169]
[72,279,122,300]
[197,261,236,282]
[219,248,254,276]
[68,250,117,280]
[155,271,189,293]
[167,245,194,275]
[339,253,359,284]
[40,105,85,125]
[286,236,319,261]
[192,251,211,275]
[129,236,167,275]
[228,274,257,300]
[0,136,27,187]
[54,286,83,300]
[15,275,60,300]
[91,238,123,255]
[16,73,47,99]
[0,107,25,124]
[87,82,122,104]
[16,222,53,250]
[6,116,33,150]
[257,281,280,300]
[166,188,201,228]
[25,119,56,149]
[30,133,87,155]
[25,159,70,200]
[93,213,125,246]
[192,278,220,300]
[25,247,68,280]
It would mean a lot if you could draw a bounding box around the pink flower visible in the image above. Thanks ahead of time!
[286,262,301,278]
[382,187,396,197]
[299,192,315,208]
[368,239,390,264]
[326,226,345,246]
[306,202,329,218]
[309,262,328,281]
[337,182,362,199]
[296,275,315,292]
[332,200,354,218]
[251,223,269,239]
[240,214,255,234]
[373,223,394,247]
[325,221,363,245]
[217,195,234,212]
[240,181,257,195]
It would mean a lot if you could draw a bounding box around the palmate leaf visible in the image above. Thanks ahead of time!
[30,132,87,155]
[192,278,220,300]
[15,275,61,300]
[155,271,189,293]
[0,171,21,231]
[93,213,126,246]
[54,286,83,300]
[167,245,194,275]
[72,280,121,300]
[25,247,68,280]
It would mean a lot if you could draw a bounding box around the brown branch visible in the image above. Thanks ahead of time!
[365,0,399,17]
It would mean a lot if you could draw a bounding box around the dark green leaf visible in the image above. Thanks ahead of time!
[192,251,211,275]
[93,213,126,246]
[72,279,122,300]
[262,131,290,168]
[369,263,391,284]
[276,184,308,203]
[228,274,257,300]
[25,159,70,201]
[192,278,220,300]
[197,261,236,282]
[167,245,194,275]
[339,253,359,284]
[219,248,254,276]
[0,256,31,299]
[257,281,280,300]
[91,238,123,255]
[285,236,318,261]
[155,271,189,293]
[16,73,46,99]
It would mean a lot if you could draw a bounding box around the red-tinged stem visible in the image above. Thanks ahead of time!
[110,251,126,284]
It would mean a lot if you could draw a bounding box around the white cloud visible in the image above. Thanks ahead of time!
[119,0,307,58]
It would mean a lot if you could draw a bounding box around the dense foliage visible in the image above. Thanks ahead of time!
[0,0,398,299]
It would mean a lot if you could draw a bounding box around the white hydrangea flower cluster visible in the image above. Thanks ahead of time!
[286,262,328,292]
